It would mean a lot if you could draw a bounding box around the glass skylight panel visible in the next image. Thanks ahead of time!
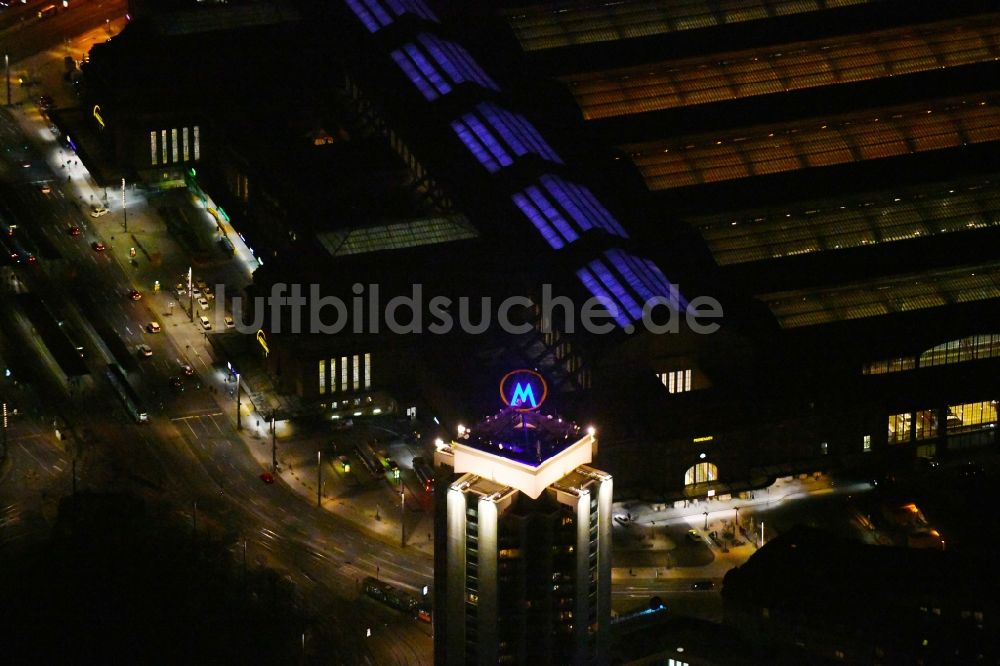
[451,118,503,173]
[453,103,563,173]
[466,114,514,168]
[403,43,452,97]
[347,0,438,33]
[605,249,689,312]
[588,257,643,321]
[390,50,442,100]
[540,175,629,238]
[525,185,579,245]
[386,0,438,22]
[318,216,477,256]
[345,0,386,32]
[417,34,499,93]
[512,192,567,249]
[576,267,632,328]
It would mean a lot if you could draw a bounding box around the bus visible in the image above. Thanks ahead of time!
[106,363,148,423]
[413,456,434,494]
[355,441,386,478]
[362,577,418,613]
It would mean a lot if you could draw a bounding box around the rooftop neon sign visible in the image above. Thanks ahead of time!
[499,369,548,412]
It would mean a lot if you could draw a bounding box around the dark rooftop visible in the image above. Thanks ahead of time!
[461,407,583,467]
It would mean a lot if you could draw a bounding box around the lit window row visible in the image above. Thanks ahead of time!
[888,401,997,442]
[864,334,1000,375]
[345,0,437,33]
[657,369,692,393]
[391,33,499,101]
[149,126,199,166]
[318,353,371,395]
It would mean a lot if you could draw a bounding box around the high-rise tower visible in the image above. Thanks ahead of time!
[434,371,612,665]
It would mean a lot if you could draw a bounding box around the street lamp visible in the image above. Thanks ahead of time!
[400,489,406,548]
[235,371,241,430]
[703,510,709,530]
[734,506,740,537]
[121,178,127,232]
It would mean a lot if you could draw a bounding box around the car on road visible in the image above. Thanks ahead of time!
[191,286,202,297]
[336,455,351,472]
[38,95,54,109]
[89,205,109,218]
[223,315,235,328]
[67,225,81,236]
[197,297,209,310]
[128,289,142,301]
[146,322,161,333]
[136,344,153,358]
[179,362,195,376]
[414,605,432,623]
[91,241,105,251]
[686,529,702,543]
[169,376,185,393]
[199,315,212,330]
[691,580,715,591]
[39,184,52,195]
[259,471,275,484]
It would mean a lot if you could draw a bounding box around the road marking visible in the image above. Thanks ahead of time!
[170,412,224,422]
[16,441,55,476]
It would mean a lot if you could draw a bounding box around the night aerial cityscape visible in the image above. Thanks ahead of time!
[1,0,999,664]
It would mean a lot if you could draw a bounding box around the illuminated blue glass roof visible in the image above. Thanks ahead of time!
[391,34,500,101]
[512,174,629,249]
[451,103,563,174]
[576,249,687,327]
[346,0,438,33]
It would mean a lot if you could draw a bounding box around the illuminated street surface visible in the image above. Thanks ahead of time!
[0,18,433,664]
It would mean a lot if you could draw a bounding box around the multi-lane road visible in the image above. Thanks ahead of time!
[0,83,434,664]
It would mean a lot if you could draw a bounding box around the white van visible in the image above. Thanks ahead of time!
[199,316,212,330]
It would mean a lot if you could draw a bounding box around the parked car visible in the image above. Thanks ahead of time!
[199,315,212,330]
[691,580,715,591]
[179,362,195,376]
[197,297,209,310]
[89,205,109,218]
[128,289,142,301]
[91,241,105,251]
[224,315,235,328]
